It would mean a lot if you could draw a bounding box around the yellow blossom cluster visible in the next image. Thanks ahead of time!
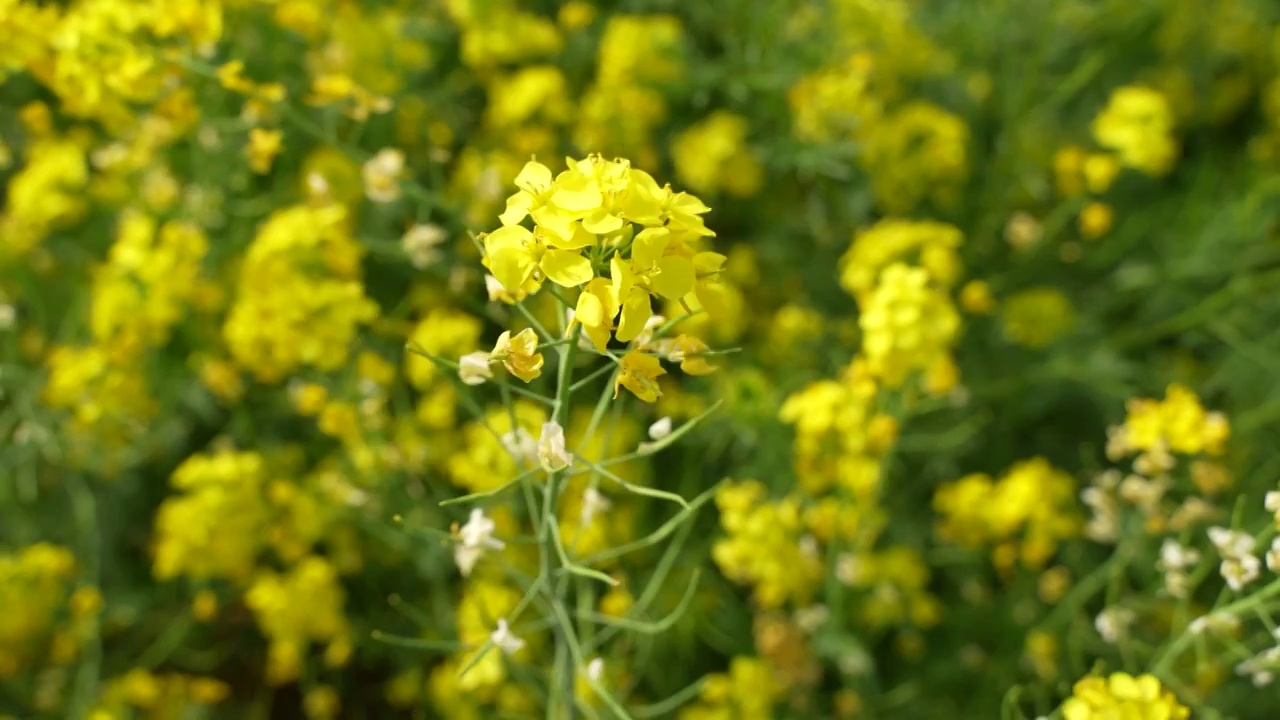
[838,219,963,301]
[0,544,100,679]
[671,111,763,198]
[575,15,685,169]
[246,556,351,685]
[859,263,961,388]
[788,1,964,213]
[1062,672,1189,720]
[1054,84,1179,241]
[679,656,780,720]
[89,669,230,720]
[153,448,350,585]
[934,457,1082,572]
[91,210,208,350]
[1110,383,1230,460]
[712,480,825,608]
[0,136,88,261]
[779,360,895,497]
[223,204,378,383]
[1092,86,1180,178]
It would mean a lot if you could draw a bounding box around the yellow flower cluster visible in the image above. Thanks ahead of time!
[574,15,685,169]
[789,51,882,143]
[43,343,157,464]
[1062,672,1189,720]
[223,204,378,383]
[712,480,825,608]
[679,656,780,720]
[152,449,273,582]
[1110,383,1230,463]
[933,457,1081,572]
[0,136,88,261]
[91,210,208,350]
[779,360,894,497]
[788,2,964,212]
[860,263,961,388]
[838,219,963,301]
[0,544,99,678]
[1092,86,1180,177]
[89,669,230,720]
[152,448,346,583]
[861,102,970,213]
[671,111,763,198]
[446,0,562,70]
[246,556,351,685]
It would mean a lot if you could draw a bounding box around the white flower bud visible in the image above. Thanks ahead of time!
[537,421,573,473]
[458,351,493,386]
[648,416,673,441]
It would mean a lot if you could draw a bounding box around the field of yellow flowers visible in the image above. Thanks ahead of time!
[4,0,1280,718]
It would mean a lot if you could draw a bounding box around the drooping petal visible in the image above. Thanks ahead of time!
[615,287,652,343]
[611,255,635,298]
[490,246,537,294]
[575,288,605,328]
[621,169,664,226]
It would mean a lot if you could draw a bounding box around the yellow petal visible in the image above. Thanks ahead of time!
[611,255,634,298]
[531,205,577,242]
[543,222,596,250]
[650,255,695,300]
[498,191,533,226]
[575,289,604,328]
[582,209,624,234]
[550,170,603,212]
[632,227,670,268]
[540,249,593,287]
[615,287,651,343]
[670,192,710,215]
[515,160,552,193]
[621,169,664,226]
[583,324,611,353]
[692,251,727,275]
[491,247,537,295]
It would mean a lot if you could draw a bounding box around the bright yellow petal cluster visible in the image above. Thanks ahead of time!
[223,204,379,383]
[483,154,722,359]
[1113,383,1230,458]
[934,457,1081,572]
[838,218,963,301]
[711,480,824,608]
[492,327,544,382]
[859,263,960,388]
[0,544,98,678]
[245,556,351,685]
[671,111,762,198]
[1062,672,1189,720]
[679,656,780,720]
[1092,85,1180,177]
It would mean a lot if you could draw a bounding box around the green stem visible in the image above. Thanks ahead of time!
[1152,578,1280,676]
